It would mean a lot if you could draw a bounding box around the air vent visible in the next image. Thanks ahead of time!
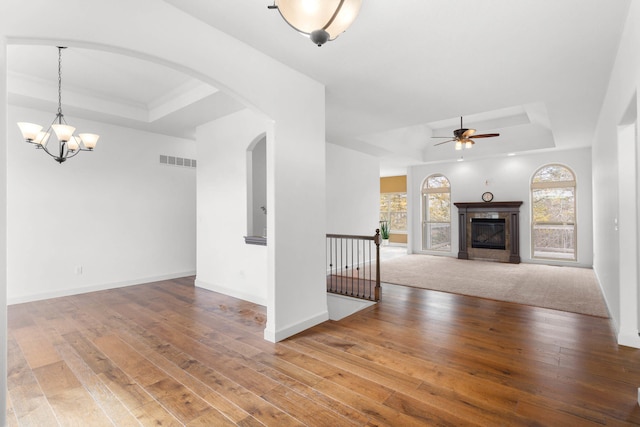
[159,155,196,169]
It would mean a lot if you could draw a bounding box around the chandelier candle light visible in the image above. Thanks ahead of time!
[17,46,99,164]
[269,0,362,46]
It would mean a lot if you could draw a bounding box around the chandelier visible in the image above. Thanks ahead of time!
[17,46,99,164]
[269,0,362,46]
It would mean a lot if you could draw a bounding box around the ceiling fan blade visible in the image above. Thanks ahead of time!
[462,128,476,138]
[469,133,500,139]
[434,139,455,146]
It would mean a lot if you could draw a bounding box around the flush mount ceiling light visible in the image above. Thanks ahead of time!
[268,0,362,46]
[17,46,99,164]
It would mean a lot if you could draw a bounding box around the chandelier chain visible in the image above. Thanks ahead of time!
[57,47,63,116]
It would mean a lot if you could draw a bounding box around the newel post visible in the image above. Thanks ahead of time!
[374,228,381,301]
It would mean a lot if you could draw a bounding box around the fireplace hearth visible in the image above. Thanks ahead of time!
[454,201,523,264]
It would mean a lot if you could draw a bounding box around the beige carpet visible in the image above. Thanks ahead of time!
[379,255,609,318]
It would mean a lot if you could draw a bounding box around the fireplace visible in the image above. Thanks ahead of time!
[454,201,523,263]
[471,218,506,250]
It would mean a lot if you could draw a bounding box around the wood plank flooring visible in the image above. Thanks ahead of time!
[7,276,640,426]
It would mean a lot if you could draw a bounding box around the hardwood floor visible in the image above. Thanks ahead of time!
[7,276,640,426]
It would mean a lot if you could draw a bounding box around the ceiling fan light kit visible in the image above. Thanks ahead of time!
[269,0,362,46]
[432,116,500,151]
[17,46,99,164]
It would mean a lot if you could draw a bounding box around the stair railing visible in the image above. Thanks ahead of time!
[326,229,381,301]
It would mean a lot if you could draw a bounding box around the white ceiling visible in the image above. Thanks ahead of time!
[8,45,246,140]
[7,1,631,174]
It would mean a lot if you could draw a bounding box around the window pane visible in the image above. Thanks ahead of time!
[532,187,575,223]
[533,165,574,183]
[422,174,451,252]
[390,193,407,212]
[380,194,391,211]
[390,212,407,231]
[533,224,575,259]
[423,222,450,251]
[428,193,450,222]
[531,164,577,261]
[380,192,407,232]
[426,174,450,189]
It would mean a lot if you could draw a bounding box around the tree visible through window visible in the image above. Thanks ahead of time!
[422,174,451,251]
[531,164,576,260]
[380,193,407,233]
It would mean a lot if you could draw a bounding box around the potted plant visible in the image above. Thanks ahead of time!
[380,221,390,246]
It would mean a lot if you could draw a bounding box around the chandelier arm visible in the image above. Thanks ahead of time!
[322,0,346,30]
[37,143,63,161]
[64,148,83,160]
[33,113,64,150]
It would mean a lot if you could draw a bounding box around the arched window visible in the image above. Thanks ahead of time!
[422,174,451,252]
[531,164,576,260]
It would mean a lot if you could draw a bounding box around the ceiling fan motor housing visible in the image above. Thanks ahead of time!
[454,128,470,139]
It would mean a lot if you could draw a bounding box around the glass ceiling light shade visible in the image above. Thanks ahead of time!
[17,122,43,142]
[51,124,76,142]
[79,133,99,149]
[16,46,99,164]
[272,0,362,46]
[67,136,80,152]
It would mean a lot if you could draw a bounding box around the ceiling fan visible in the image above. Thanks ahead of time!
[432,116,500,150]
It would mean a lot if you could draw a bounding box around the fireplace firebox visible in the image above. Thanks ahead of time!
[471,218,506,250]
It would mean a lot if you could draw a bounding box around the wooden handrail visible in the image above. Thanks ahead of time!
[326,229,381,302]
[326,233,377,240]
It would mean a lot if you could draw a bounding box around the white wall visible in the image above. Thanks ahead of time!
[7,105,196,303]
[196,109,268,305]
[3,0,327,350]
[593,1,640,347]
[0,40,8,426]
[0,1,327,423]
[409,148,593,267]
[326,143,380,236]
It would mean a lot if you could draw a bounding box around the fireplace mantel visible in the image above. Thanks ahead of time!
[454,201,523,210]
[454,201,523,263]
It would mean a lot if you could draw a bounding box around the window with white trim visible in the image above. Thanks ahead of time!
[380,193,407,233]
[422,174,451,252]
[531,164,576,260]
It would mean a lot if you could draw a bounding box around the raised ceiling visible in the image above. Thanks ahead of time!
[7,1,631,174]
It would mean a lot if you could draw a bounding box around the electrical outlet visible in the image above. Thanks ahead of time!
[75,266,83,275]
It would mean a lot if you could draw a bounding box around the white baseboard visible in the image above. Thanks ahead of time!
[592,266,615,328]
[327,293,376,321]
[618,332,640,349]
[194,278,267,306]
[263,310,329,343]
[8,271,197,305]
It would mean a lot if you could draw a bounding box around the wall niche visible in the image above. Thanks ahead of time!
[245,134,267,245]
